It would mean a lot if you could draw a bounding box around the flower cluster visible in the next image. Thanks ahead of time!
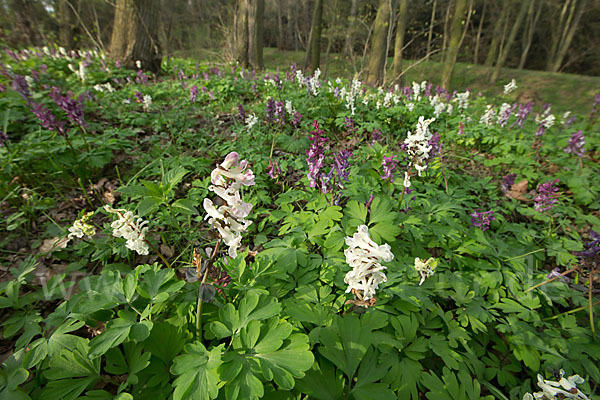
[49,87,87,128]
[523,370,589,400]
[380,155,399,182]
[340,77,362,115]
[564,130,585,157]
[535,104,555,136]
[470,210,496,231]
[245,114,258,130]
[306,120,328,189]
[104,205,149,255]
[578,230,600,259]
[404,116,435,175]
[67,211,96,240]
[534,179,560,212]
[512,101,533,128]
[414,257,437,285]
[504,79,517,95]
[500,173,517,193]
[344,225,394,301]
[203,152,255,258]
[190,85,198,103]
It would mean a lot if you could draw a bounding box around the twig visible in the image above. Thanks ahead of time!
[524,267,578,293]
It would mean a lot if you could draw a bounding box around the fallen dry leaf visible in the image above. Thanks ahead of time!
[506,179,531,202]
[39,237,70,254]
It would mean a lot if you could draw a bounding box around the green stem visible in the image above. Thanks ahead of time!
[590,268,596,338]
[78,125,91,152]
[145,239,173,269]
[524,267,578,293]
[196,239,222,340]
[545,300,600,321]
[77,178,94,209]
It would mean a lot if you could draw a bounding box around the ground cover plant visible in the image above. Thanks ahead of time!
[0,47,599,400]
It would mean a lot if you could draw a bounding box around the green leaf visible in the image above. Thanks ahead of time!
[345,200,367,224]
[163,166,188,193]
[351,347,395,400]
[318,315,372,380]
[172,198,198,215]
[137,197,162,216]
[145,321,186,363]
[295,356,345,400]
[171,342,224,400]
[88,311,137,359]
[209,291,281,338]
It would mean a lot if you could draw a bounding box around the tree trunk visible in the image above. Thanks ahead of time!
[441,0,468,89]
[546,0,572,70]
[365,0,391,86]
[518,0,542,69]
[58,0,74,50]
[277,0,284,50]
[473,0,486,64]
[248,0,264,69]
[109,0,162,73]
[391,0,409,85]
[425,0,437,61]
[484,0,510,67]
[548,0,587,72]
[441,0,452,63]
[343,0,358,59]
[304,0,323,73]
[490,0,529,82]
[234,0,249,67]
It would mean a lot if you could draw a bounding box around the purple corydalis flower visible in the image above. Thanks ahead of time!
[471,210,496,231]
[265,97,276,122]
[30,102,66,134]
[498,103,517,127]
[306,120,328,188]
[134,91,144,103]
[512,102,533,128]
[458,122,464,135]
[381,155,399,182]
[534,179,560,212]
[238,103,246,122]
[0,130,7,147]
[292,112,302,128]
[12,75,31,102]
[49,87,86,128]
[579,230,600,259]
[333,149,353,186]
[501,173,517,193]
[546,267,570,283]
[429,132,442,157]
[190,85,198,103]
[274,101,286,125]
[267,158,281,179]
[371,129,382,144]
[564,130,585,157]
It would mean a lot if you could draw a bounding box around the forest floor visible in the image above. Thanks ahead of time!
[185,47,600,115]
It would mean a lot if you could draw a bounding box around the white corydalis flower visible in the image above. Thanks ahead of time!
[67,211,96,240]
[522,370,589,400]
[104,205,149,255]
[344,225,394,302]
[245,114,258,130]
[414,257,437,285]
[504,79,517,95]
[142,95,152,111]
[203,152,255,258]
[405,116,435,176]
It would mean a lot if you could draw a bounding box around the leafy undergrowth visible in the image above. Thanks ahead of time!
[0,47,599,400]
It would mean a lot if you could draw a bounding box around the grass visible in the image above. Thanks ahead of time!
[180,47,600,115]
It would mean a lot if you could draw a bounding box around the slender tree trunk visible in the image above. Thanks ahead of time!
[234,0,249,67]
[490,0,529,82]
[425,0,437,61]
[304,0,323,72]
[277,0,284,50]
[441,0,452,63]
[343,0,358,59]
[391,0,409,84]
[441,0,468,89]
[58,0,74,50]
[365,0,392,86]
[473,0,486,64]
[484,0,510,67]
[548,0,587,72]
[518,0,542,69]
[546,0,572,69]
[248,0,264,69]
